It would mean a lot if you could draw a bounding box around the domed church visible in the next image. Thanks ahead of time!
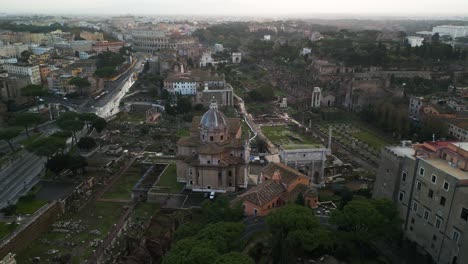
[176,100,250,192]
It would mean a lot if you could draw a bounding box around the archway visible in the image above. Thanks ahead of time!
[313,171,320,184]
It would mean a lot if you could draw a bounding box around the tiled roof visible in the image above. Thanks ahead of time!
[238,180,286,206]
[262,162,308,185]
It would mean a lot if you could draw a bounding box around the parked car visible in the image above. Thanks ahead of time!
[209,191,215,200]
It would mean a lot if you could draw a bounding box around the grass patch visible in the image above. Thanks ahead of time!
[262,125,321,147]
[16,201,125,263]
[0,222,17,240]
[154,164,184,194]
[176,127,190,137]
[16,199,48,215]
[102,166,141,199]
[133,202,159,220]
[352,130,388,150]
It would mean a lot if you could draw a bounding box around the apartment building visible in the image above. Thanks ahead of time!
[2,64,40,84]
[374,141,468,264]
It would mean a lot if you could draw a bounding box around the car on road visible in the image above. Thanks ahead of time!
[209,191,215,200]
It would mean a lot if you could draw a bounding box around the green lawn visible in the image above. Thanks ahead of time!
[132,202,159,220]
[16,199,48,215]
[0,222,17,240]
[262,125,322,147]
[16,201,125,263]
[352,130,388,150]
[154,164,185,194]
[102,166,141,200]
[176,127,190,137]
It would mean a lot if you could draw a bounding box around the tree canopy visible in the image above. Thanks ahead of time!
[69,77,91,94]
[26,136,66,158]
[91,117,107,133]
[0,127,22,151]
[162,222,245,264]
[77,137,97,150]
[14,112,42,138]
[266,205,332,263]
[21,84,46,97]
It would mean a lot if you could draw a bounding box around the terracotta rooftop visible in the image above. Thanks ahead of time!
[262,162,308,185]
[238,180,286,206]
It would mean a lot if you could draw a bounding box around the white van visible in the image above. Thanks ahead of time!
[209,191,215,200]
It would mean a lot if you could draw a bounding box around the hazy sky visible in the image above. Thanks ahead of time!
[1,0,468,16]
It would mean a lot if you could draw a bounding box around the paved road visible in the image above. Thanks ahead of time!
[0,150,45,208]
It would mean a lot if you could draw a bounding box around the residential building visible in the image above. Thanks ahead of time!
[0,57,18,64]
[448,121,468,141]
[163,69,231,105]
[92,41,124,53]
[30,45,52,55]
[236,162,318,216]
[432,25,468,38]
[2,64,40,84]
[176,100,249,193]
[0,72,30,104]
[79,51,91,60]
[374,141,468,264]
[214,43,224,53]
[195,82,234,107]
[47,74,75,94]
[301,47,312,55]
[0,44,29,58]
[406,36,425,47]
[80,31,104,41]
[39,64,50,85]
[69,41,93,52]
[409,96,425,120]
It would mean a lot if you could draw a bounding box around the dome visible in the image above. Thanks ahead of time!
[200,100,228,131]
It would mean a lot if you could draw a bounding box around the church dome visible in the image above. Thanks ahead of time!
[200,100,228,131]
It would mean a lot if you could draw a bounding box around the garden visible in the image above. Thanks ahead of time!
[261,125,322,148]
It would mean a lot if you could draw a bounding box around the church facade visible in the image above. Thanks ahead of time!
[176,101,249,192]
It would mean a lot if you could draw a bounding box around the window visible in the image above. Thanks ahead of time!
[207,160,211,164]
[402,172,407,182]
[433,235,437,241]
[428,189,434,198]
[443,181,450,191]
[419,167,425,176]
[399,192,404,201]
[416,181,422,191]
[210,136,213,141]
[431,175,437,184]
[461,208,468,221]
[413,201,419,212]
[435,217,442,229]
[440,196,446,206]
[424,210,430,220]
[220,135,223,140]
[453,229,460,242]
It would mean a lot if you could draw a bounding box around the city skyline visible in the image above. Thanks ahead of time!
[1,0,468,16]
